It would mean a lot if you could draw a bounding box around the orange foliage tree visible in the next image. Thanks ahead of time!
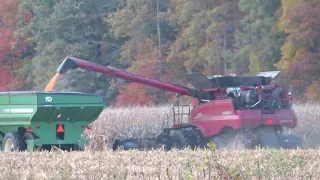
[0,0,31,91]
[276,0,320,102]
[116,39,175,106]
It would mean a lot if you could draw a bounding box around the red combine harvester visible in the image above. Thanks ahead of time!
[56,56,301,150]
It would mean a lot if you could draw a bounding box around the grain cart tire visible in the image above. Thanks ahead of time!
[58,144,84,151]
[22,132,37,151]
[72,144,85,151]
[2,132,24,152]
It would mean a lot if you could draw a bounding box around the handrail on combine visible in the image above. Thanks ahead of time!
[171,105,192,126]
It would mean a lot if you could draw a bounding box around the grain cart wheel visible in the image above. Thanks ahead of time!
[72,144,85,151]
[2,132,24,152]
[22,132,37,151]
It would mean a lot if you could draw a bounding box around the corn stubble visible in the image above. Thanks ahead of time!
[1,103,320,179]
[87,103,320,150]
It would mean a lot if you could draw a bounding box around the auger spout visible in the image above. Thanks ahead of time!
[51,56,214,100]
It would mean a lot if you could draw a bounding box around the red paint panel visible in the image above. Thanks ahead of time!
[238,109,297,129]
[262,109,297,128]
[191,100,242,137]
[237,110,262,128]
[191,101,214,136]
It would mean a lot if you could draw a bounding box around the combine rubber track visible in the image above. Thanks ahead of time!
[258,126,281,148]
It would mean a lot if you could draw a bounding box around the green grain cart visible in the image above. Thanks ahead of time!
[0,91,104,152]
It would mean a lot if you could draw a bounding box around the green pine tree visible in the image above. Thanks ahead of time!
[233,0,285,75]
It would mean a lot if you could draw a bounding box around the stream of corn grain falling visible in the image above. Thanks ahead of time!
[44,73,61,91]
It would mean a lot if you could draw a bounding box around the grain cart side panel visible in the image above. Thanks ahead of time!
[0,91,104,152]
[29,92,104,147]
[0,92,37,143]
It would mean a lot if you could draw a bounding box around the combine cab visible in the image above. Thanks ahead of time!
[0,91,104,152]
[52,56,301,150]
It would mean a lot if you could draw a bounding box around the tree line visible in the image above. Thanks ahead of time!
[0,0,319,106]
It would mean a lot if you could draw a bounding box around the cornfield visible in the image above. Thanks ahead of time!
[1,103,320,179]
[86,103,320,150]
[1,149,320,179]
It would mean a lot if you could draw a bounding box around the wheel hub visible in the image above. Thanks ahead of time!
[4,139,14,152]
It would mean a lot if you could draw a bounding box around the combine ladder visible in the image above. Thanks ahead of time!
[261,89,281,114]
[171,105,191,126]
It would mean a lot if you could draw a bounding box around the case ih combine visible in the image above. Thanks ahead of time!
[54,56,300,150]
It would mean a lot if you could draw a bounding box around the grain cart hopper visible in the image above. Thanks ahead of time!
[54,56,301,150]
[0,91,104,152]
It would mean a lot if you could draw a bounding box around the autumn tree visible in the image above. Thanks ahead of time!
[20,0,125,105]
[166,0,242,76]
[276,0,320,102]
[116,39,175,106]
[108,0,176,105]
[107,0,173,64]
[7,0,319,105]
[0,0,31,91]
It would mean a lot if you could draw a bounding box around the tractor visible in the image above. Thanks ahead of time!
[53,56,301,150]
